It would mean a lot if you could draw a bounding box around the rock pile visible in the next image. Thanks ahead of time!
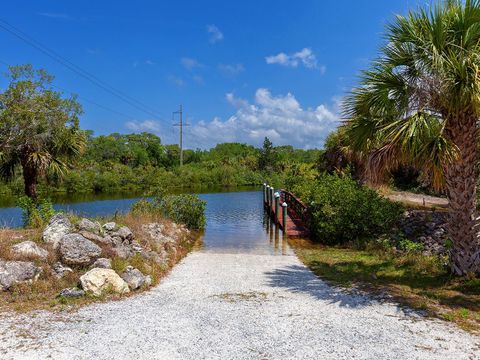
[0,260,42,290]
[1,215,192,299]
[398,210,448,255]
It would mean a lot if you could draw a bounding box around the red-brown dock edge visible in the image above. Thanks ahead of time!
[263,185,310,238]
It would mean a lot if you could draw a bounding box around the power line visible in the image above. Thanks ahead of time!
[0,59,137,121]
[173,104,190,166]
[0,18,167,122]
[53,85,137,121]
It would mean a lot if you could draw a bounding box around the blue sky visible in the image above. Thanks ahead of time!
[1,1,423,149]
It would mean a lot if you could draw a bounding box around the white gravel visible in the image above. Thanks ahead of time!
[0,251,479,359]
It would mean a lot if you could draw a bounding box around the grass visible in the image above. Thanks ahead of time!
[0,212,199,313]
[290,238,480,333]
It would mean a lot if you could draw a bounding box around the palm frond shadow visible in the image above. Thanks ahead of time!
[265,264,422,315]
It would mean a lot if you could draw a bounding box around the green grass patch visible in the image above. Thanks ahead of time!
[292,241,480,332]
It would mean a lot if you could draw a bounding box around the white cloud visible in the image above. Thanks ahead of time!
[125,120,162,133]
[145,59,155,66]
[181,57,203,70]
[124,89,339,149]
[188,89,339,148]
[218,63,245,76]
[266,48,324,71]
[207,24,224,44]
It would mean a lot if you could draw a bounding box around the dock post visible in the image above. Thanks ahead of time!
[274,192,280,224]
[267,186,272,208]
[263,183,266,205]
[269,187,274,212]
[282,202,288,231]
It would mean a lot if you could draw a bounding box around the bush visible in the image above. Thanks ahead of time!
[17,196,56,228]
[131,194,206,230]
[398,238,424,253]
[130,199,155,214]
[305,175,403,245]
[155,194,206,230]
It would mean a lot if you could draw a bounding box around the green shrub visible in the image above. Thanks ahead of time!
[131,194,206,230]
[398,238,424,253]
[130,198,155,214]
[17,196,56,228]
[305,175,403,245]
[154,194,206,230]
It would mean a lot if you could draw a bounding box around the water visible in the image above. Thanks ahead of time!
[0,189,292,255]
[200,191,292,255]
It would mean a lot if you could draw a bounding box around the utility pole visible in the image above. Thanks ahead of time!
[173,104,189,166]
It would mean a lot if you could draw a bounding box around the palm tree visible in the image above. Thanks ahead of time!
[0,65,86,200]
[343,0,480,275]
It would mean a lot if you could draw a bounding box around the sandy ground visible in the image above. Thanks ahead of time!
[0,250,479,360]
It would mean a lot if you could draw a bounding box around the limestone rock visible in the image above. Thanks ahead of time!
[59,288,85,298]
[77,218,102,235]
[142,223,176,248]
[78,230,106,244]
[11,241,48,260]
[130,240,144,253]
[112,245,134,259]
[80,268,130,296]
[42,214,72,249]
[103,222,117,232]
[91,258,112,269]
[59,234,102,266]
[0,260,42,291]
[52,262,73,279]
[120,266,147,290]
[112,226,133,241]
[142,250,169,267]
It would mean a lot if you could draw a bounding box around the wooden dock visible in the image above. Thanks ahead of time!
[263,185,310,238]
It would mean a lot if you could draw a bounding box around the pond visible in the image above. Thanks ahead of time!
[0,189,292,255]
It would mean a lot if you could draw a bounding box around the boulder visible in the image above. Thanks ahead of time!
[42,214,72,249]
[0,260,42,291]
[78,230,109,244]
[120,266,147,290]
[59,288,85,298]
[76,218,102,234]
[90,258,112,269]
[142,223,177,249]
[130,240,143,253]
[103,222,117,232]
[52,262,73,279]
[80,268,130,296]
[142,250,169,267]
[111,245,134,259]
[58,234,102,266]
[10,241,48,260]
[112,226,133,241]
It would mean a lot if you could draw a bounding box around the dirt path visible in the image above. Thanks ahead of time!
[385,190,448,209]
[0,250,478,359]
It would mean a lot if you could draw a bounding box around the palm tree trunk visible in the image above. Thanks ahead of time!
[21,162,38,201]
[443,115,480,275]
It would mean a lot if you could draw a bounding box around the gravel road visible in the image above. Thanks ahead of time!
[0,251,479,359]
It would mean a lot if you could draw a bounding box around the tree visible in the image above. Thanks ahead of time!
[343,0,480,275]
[258,137,276,171]
[0,64,86,200]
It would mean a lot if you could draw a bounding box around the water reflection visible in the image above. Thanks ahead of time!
[0,189,293,256]
[0,186,258,228]
[198,191,292,255]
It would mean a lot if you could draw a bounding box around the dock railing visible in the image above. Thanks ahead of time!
[280,189,310,228]
[263,183,310,237]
